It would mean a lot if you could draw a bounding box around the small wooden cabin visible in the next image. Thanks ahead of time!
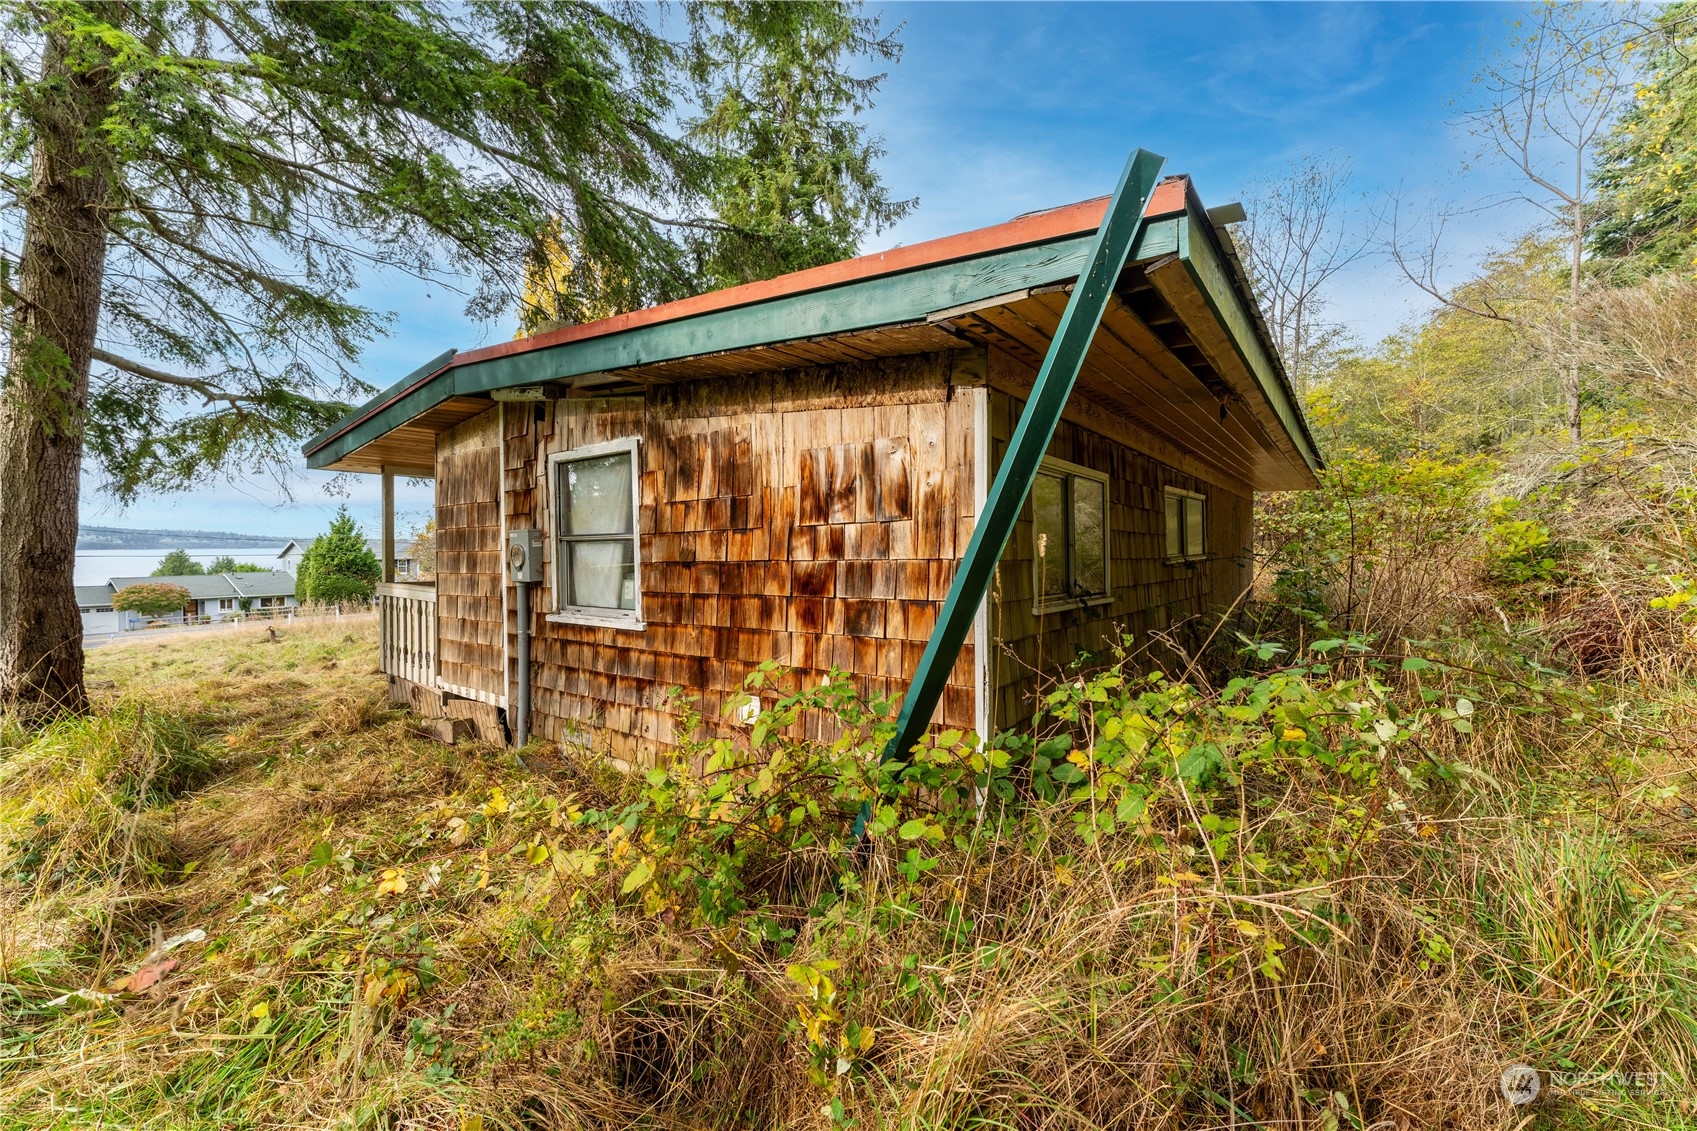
[305,174,1319,761]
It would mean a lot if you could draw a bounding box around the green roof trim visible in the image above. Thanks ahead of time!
[1176,210,1322,472]
[303,219,1186,471]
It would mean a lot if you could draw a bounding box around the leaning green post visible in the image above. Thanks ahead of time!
[856,147,1166,837]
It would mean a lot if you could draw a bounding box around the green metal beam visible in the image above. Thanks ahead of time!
[873,147,1167,787]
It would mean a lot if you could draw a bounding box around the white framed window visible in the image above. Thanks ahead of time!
[217,598,236,611]
[1031,456,1110,614]
[548,436,644,629]
[1164,487,1207,561]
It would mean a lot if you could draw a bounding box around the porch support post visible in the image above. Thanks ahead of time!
[380,466,396,584]
[874,148,1166,784]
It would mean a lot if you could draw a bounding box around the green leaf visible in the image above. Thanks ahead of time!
[897,818,929,840]
[1400,657,1431,671]
[1050,762,1086,785]
[620,858,654,895]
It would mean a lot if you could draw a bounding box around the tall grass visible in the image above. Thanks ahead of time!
[1,609,1694,1129]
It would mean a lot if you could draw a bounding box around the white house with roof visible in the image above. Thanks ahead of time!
[79,570,300,634]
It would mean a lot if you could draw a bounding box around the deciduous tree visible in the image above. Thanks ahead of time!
[112,582,191,618]
[1387,2,1642,443]
[1240,154,1371,393]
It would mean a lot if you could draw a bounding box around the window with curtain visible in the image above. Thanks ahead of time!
[1031,457,1110,613]
[1164,487,1207,561]
[552,439,641,623]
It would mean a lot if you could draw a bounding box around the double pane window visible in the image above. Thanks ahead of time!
[1032,458,1110,612]
[1165,488,1207,561]
[553,441,640,619]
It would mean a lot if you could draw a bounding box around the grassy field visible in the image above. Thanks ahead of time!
[1,613,1695,1130]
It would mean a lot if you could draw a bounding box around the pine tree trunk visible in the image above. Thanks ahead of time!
[0,30,114,714]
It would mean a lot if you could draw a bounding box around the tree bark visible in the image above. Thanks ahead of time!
[0,29,115,714]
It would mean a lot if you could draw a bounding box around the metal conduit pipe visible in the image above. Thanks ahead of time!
[506,529,544,747]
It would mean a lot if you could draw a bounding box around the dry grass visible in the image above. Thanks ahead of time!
[1,615,1695,1130]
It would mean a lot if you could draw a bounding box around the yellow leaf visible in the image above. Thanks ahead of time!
[768,813,784,833]
[377,868,407,896]
[1282,727,1306,742]
[476,868,490,891]
[249,1001,270,1019]
[526,842,550,866]
[857,1025,876,1051]
[461,1117,484,1131]
[482,787,509,817]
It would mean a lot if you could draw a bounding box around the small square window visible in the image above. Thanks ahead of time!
[1032,457,1111,613]
[550,438,643,628]
[1165,487,1207,561]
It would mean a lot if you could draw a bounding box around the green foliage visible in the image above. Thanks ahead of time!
[206,556,264,573]
[1590,3,1697,279]
[1483,499,1558,587]
[294,508,380,605]
[1258,449,1493,629]
[150,549,203,577]
[1310,237,1568,457]
[1,3,905,496]
[517,2,910,330]
[112,582,192,617]
[574,665,1002,926]
[562,641,1499,937]
[685,1,914,291]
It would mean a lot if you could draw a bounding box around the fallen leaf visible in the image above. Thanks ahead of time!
[110,958,178,994]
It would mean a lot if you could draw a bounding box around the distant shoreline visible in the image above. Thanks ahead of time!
[78,525,306,551]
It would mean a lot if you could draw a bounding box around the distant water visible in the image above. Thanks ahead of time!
[76,548,292,586]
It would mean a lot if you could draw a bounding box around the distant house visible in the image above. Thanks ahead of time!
[76,585,125,635]
[276,538,420,580]
[102,571,300,625]
[275,540,305,572]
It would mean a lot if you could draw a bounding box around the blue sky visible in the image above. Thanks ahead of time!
[89,1,1543,541]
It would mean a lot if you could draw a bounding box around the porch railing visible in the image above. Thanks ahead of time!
[377,581,437,688]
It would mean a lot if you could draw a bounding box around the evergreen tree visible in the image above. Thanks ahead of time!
[0,2,903,711]
[294,509,381,605]
[518,1,910,330]
[1590,4,1697,279]
[207,556,265,573]
[151,550,204,577]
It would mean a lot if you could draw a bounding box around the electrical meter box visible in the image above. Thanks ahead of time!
[506,529,545,584]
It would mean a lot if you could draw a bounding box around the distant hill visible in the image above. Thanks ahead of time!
[77,525,304,550]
